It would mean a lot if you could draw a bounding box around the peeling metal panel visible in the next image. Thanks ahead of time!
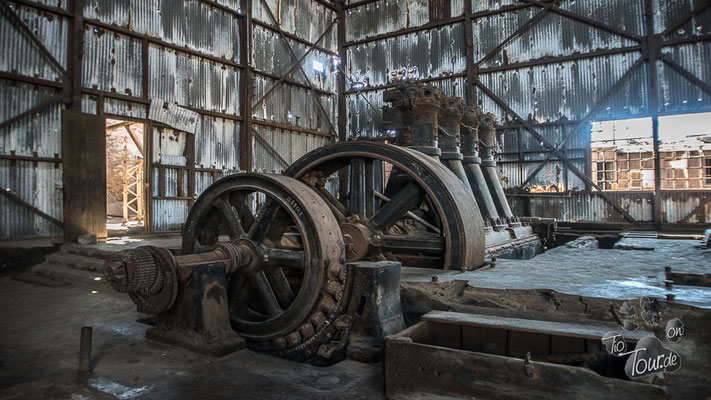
[152,126,187,166]
[661,191,711,223]
[347,23,467,87]
[253,0,337,51]
[345,0,430,42]
[83,26,143,97]
[196,115,241,169]
[658,43,711,113]
[148,44,241,115]
[0,160,63,237]
[476,52,648,123]
[252,74,336,134]
[252,125,329,173]
[0,3,68,81]
[252,25,336,92]
[475,10,638,68]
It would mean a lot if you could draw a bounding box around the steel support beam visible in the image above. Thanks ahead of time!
[0,188,63,227]
[258,0,337,138]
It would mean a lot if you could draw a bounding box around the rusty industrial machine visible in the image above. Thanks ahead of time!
[103,83,541,362]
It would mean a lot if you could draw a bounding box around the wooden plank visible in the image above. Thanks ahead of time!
[422,311,650,341]
[62,110,106,241]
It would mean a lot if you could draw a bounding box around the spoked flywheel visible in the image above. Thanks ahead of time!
[181,173,350,360]
[285,141,486,270]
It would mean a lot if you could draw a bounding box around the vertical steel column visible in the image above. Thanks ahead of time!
[646,0,662,230]
[68,0,84,109]
[240,3,253,172]
[337,5,348,198]
[463,0,476,103]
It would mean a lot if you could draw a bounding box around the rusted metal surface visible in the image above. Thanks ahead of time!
[285,140,486,270]
[180,173,348,359]
[77,326,92,377]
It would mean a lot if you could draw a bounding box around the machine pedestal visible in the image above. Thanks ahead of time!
[146,262,246,356]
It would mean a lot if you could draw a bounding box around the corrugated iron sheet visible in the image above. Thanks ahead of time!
[512,191,655,222]
[474,10,638,68]
[148,44,241,115]
[347,23,467,87]
[151,198,187,231]
[0,160,63,237]
[0,80,62,157]
[196,115,241,169]
[104,98,148,119]
[661,191,711,223]
[252,74,337,134]
[345,0,430,43]
[83,26,143,96]
[84,0,241,62]
[658,43,711,113]
[0,79,64,237]
[252,25,335,92]
[152,126,187,166]
[559,0,646,37]
[253,124,330,173]
[476,51,648,123]
[253,0,337,51]
[0,3,68,81]
[654,0,710,36]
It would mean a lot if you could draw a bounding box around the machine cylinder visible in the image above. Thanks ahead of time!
[460,107,501,224]
[478,113,515,221]
[437,96,473,193]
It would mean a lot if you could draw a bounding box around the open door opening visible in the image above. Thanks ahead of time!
[105,119,146,235]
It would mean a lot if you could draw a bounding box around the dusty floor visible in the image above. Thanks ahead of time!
[1,235,709,399]
[402,237,711,308]
[0,278,381,399]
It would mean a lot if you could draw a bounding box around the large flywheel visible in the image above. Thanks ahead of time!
[285,141,486,270]
[181,173,350,359]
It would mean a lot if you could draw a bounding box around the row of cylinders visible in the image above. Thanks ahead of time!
[382,83,520,231]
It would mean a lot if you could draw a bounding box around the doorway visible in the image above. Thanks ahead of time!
[105,119,146,235]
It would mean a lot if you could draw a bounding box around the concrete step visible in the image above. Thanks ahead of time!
[32,261,105,289]
[61,243,116,260]
[46,252,105,273]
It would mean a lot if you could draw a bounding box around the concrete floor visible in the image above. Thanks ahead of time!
[402,237,711,308]
[1,234,709,399]
[0,278,381,399]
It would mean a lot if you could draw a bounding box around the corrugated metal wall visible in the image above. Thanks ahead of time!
[250,0,338,174]
[1,0,245,236]
[341,0,710,225]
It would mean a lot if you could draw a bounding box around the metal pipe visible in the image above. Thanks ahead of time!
[77,326,92,376]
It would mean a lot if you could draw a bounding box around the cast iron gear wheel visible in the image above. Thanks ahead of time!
[181,173,352,362]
